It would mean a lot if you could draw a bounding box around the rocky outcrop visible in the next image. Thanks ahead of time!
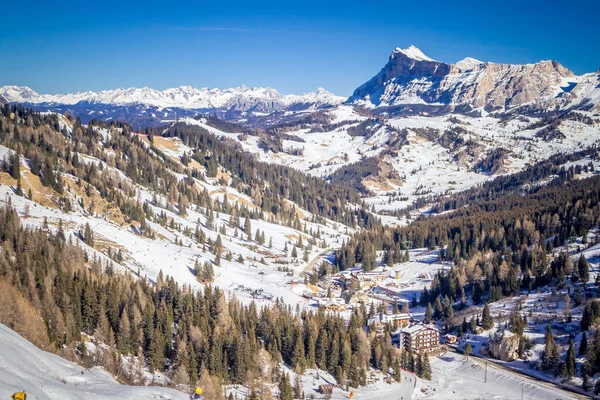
[0,95,7,106]
[348,46,589,114]
[488,333,520,361]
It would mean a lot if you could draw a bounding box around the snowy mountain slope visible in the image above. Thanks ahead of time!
[0,122,352,309]
[176,104,600,215]
[0,323,188,400]
[348,45,600,114]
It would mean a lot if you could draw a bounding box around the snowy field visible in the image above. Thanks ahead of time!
[0,323,188,400]
[418,351,580,399]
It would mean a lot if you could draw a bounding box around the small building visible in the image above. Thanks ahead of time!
[369,312,412,333]
[444,334,458,344]
[393,323,441,353]
[319,384,333,396]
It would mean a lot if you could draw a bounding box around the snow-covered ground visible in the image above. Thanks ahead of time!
[0,323,188,400]
[177,107,600,216]
[418,351,578,399]
[0,134,351,309]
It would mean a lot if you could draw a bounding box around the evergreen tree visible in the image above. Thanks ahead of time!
[580,332,588,357]
[279,373,293,400]
[540,325,561,374]
[578,255,590,283]
[421,353,432,380]
[565,338,576,379]
[481,303,494,330]
[10,152,20,180]
[424,303,433,324]
[464,343,472,359]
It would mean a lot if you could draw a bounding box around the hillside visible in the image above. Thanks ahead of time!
[1,44,599,399]
[0,323,188,400]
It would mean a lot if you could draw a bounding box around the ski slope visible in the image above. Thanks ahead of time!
[0,323,188,400]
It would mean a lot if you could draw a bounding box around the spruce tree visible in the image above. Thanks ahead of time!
[279,373,293,400]
[565,338,576,378]
[424,303,433,324]
[580,332,588,356]
[578,255,590,283]
[540,324,560,374]
[421,353,432,380]
[481,303,494,330]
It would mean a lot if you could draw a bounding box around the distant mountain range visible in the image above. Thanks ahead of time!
[0,85,344,128]
[2,45,599,127]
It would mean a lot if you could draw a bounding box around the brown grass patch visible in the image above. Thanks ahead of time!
[216,169,230,182]
[64,176,126,225]
[188,160,204,171]
[410,135,430,144]
[285,232,310,242]
[0,169,58,208]
[284,199,305,219]
[153,136,180,151]
[210,189,257,209]
[362,178,394,191]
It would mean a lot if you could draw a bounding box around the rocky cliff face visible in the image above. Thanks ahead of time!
[488,334,520,361]
[0,95,7,106]
[348,46,590,114]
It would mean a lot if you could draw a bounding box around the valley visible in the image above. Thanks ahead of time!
[0,43,599,400]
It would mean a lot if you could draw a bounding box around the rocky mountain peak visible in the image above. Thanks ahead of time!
[455,57,483,71]
[392,45,436,62]
[348,46,589,113]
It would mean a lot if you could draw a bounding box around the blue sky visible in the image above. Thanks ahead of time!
[1,0,598,96]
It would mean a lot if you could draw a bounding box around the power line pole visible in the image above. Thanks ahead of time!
[484,361,487,383]
[521,381,524,400]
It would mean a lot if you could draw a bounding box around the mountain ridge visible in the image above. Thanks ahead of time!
[347,45,600,115]
[0,84,345,109]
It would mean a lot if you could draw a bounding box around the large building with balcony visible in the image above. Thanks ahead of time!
[392,323,441,353]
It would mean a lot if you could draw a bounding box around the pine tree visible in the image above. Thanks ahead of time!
[415,353,423,377]
[15,177,23,196]
[540,324,560,374]
[580,332,588,356]
[464,343,472,359]
[244,217,252,234]
[279,373,293,400]
[481,303,494,330]
[565,338,576,379]
[10,152,20,180]
[578,255,590,283]
[424,303,433,324]
[421,353,432,380]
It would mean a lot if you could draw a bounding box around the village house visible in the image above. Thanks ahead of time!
[369,312,412,330]
[338,270,389,290]
[369,312,412,337]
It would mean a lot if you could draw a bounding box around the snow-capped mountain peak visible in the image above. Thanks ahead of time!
[455,57,483,71]
[348,45,593,113]
[0,84,345,111]
[393,45,435,62]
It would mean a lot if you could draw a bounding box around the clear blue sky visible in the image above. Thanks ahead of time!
[1,0,598,96]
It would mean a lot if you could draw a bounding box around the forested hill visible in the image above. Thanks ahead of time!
[162,121,379,229]
[0,103,397,397]
[0,205,396,392]
[337,172,600,298]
